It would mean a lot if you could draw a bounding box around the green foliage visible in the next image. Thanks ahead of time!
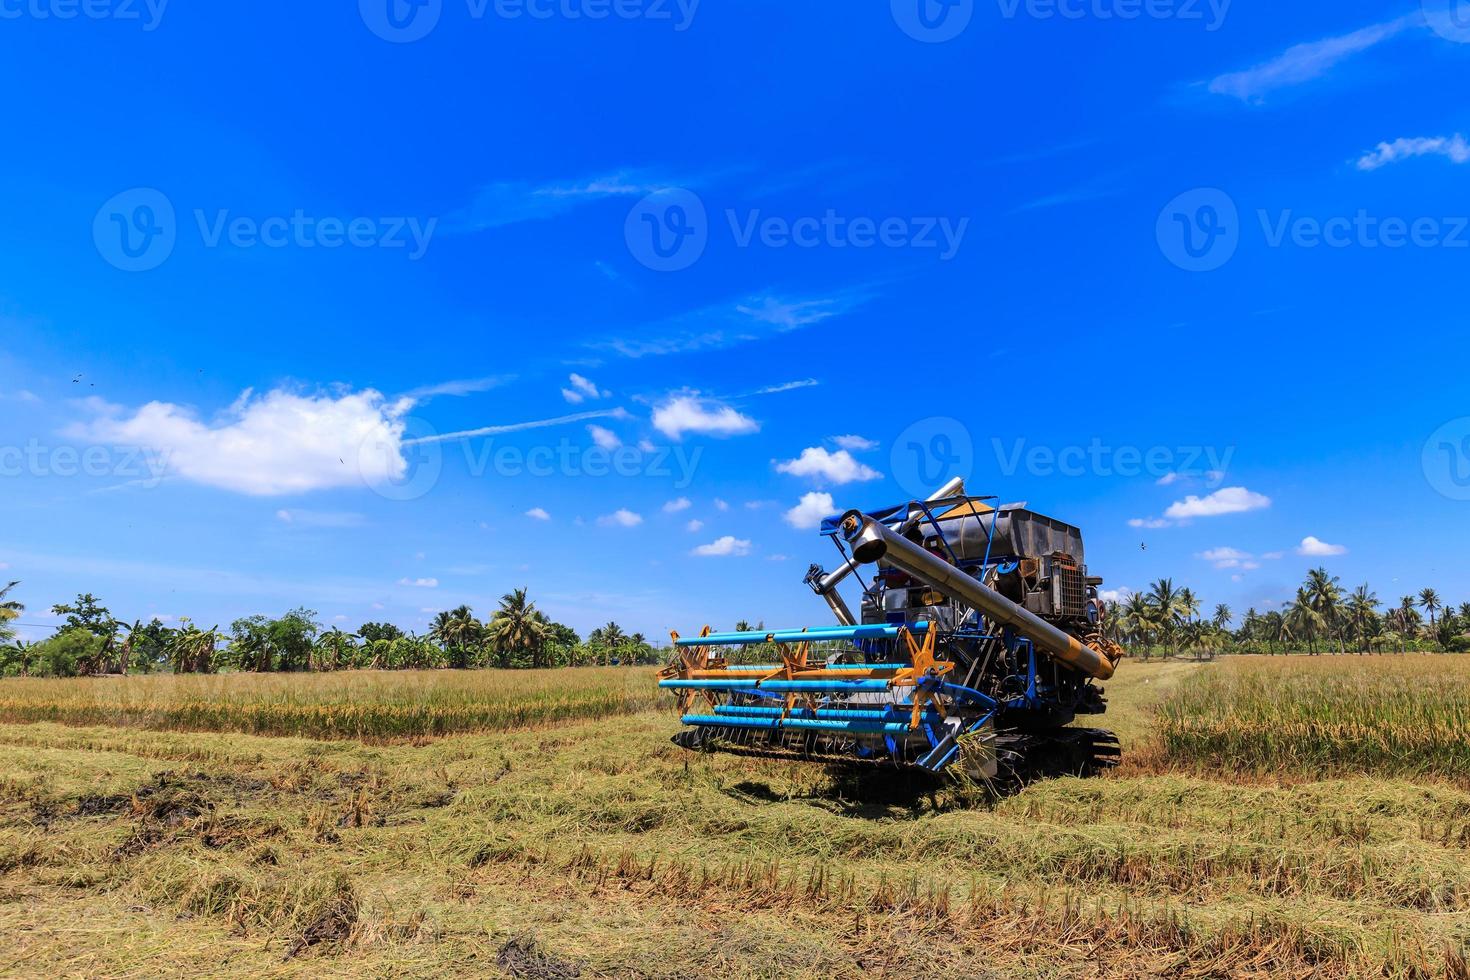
[11,628,108,678]
[48,593,116,638]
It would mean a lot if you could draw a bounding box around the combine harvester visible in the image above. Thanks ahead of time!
[658,480,1126,782]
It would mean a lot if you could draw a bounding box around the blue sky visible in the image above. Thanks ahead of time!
[3,0,1469,641]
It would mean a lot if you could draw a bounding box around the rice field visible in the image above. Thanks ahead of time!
[2,658,1469,977]
[1158,655,1470,783]
[0,668,664,739]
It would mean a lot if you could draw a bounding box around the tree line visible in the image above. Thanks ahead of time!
[1110,568,1470,659]
[0,582,666,678]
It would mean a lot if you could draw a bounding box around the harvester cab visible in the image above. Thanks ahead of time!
[658,481,1126,782]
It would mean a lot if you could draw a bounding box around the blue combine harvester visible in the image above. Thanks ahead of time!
[658,480,1126,781]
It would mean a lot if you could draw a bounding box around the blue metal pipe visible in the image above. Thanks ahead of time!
[660,679,894,692]
[680,714,918,736]
[712,705,940,722]
[675,622,928,647]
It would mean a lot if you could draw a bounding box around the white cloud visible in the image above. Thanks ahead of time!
[1357,134,1470,171]
[403,376,511,400]
[685,519,704,533]
[1163,487,1271,520]
[398,577,439,588]
[561,372,611,404]
[1195,547,1265,571]
[1261,551,1285,560]
[70,387,412,497]
[2,389,40,404]
[662,497,692,513]
[774,447,882,485]
[449,171,682,231]
[636,439,656,453]
[1128,517,1173,529]
[0,562,9,570]
[832,434,878,452]
[600,291,864,360]
[691,535,751,557]
[754,379,820,395]
[1099,587,1133,604]
[1156,472,1183,486]
[651,395,758,440]
[766,554,790,561]
[274,508,365,528]
[412,407,629,445]
[597,508,643,528]
[784,491,835,530]
[525,507,551,521]
[714,498,729,512]
[1207,17,1414,103]
[587,424,622,450]
[736,296,846,330]
[1297,536,1348,557]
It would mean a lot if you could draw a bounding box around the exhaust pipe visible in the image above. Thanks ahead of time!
[840,511,1116,681]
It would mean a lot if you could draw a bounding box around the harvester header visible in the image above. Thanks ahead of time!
[658,481,1126,781]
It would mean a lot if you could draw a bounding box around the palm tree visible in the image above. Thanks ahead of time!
[1121,592,1154,657]
[0,581,23,623]
[1146,579,1182,657]
[1177,587,1200,624]
[599,621,627,665]
[431,605,480,669]
[1346,585,1379,654]
[485,588,548,669]
[1285,588,1326,654]
[1305,567,1346,654]
[1419,588,1442,631]
[1212,604,1232,631]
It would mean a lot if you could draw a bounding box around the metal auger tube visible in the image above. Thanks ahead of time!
[839,511,1117,681]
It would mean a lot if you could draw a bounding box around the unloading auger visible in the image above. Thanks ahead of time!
[658,482,1126,781]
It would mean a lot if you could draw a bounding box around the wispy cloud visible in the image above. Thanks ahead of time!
[407,407,630,445]
[597,508,643,528]
[1207,16,1416,103]
[560,373,610,404]
[275,508,366,528]
[599,291,865,360]
[752,379,820,395]
[444,170,683,232]
[1357,134,1470,170]
[403,376,512,401]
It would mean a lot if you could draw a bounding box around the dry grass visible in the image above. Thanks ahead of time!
[1,659,1468,977]
[0,667,663,739]
[1158,655,1470,784]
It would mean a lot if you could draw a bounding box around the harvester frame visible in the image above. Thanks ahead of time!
[659,481,1125,782]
